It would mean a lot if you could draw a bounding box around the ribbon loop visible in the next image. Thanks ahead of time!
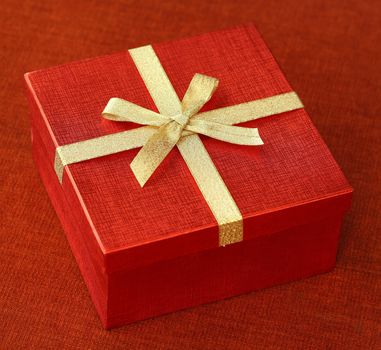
[102,98,168,127]
[181,73,219,117]
[129,73,224,186]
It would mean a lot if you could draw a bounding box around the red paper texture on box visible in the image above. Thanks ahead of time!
[26,24,352,328]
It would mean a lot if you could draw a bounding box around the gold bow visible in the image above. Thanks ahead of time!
[54,45,304,246]
[102,73,263,187]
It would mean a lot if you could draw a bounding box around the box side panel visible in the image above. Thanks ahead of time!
[104,190,351,273]
[28,89,109,326]
[25,74,106,273]
[107,212,344,328]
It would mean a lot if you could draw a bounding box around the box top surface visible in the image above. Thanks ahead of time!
[27,24,352,269]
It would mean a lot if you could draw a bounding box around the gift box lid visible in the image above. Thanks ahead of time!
[26,24,352,273]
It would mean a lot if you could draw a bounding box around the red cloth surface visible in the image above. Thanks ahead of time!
[1,0,380,348]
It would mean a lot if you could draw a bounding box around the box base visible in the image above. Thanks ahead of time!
[32,126,344,329]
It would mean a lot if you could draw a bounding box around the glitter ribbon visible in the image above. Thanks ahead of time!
[54,45,304,246]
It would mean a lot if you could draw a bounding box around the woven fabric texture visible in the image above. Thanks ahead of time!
[1,0,380,349]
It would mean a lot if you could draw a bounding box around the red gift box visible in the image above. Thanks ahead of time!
[25,24,352,328]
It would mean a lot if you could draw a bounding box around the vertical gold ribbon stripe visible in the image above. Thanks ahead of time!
[129,45,243,245]
[177,136,243,246]
[129,45,182,117]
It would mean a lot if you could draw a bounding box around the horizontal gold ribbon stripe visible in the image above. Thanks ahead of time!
[129,45,244,245]
[103,92,302,127]
[54,127,156,183]
[103,97,264,146]
[194,91,303,125]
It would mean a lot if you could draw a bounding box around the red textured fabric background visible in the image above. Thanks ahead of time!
[1,0,380,348]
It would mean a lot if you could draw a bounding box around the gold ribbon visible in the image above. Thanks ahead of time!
[54,45,304,246]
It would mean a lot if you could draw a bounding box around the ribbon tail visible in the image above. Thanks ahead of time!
[186,120,263,145]
[130,121,183,186]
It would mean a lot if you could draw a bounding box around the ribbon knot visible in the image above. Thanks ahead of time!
[102,73,264,187]
[170,113,190,127]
